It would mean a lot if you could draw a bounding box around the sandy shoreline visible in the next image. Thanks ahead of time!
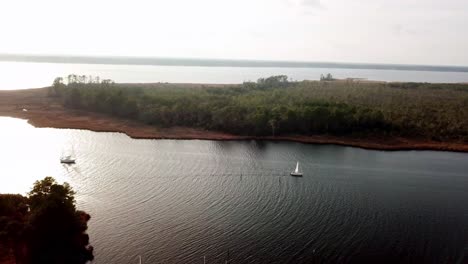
[1,87,467,152]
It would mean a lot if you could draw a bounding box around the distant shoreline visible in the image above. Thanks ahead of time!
[1,87,467,153]
[1,54,468,73]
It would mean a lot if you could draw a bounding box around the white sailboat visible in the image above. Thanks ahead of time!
[290,161,303,177]
[60,146,76,164]
[60,155,75,164]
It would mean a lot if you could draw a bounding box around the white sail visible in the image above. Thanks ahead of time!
[290,161,303,176]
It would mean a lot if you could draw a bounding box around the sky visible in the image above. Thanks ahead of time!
[0,0,467,65]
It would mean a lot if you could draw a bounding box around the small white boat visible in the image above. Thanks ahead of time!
[60,155,75,164]
[60,146,76,164]
[290,162,303,177]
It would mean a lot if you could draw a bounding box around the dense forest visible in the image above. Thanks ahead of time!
[49,75,468,141]
[0,177,93,264]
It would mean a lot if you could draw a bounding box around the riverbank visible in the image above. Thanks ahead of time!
[1,87,467,152]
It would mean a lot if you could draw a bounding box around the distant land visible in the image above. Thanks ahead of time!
[1,78,467,152]
[1,53,468,73]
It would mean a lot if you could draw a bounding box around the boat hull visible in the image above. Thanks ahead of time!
[290,172,303,177]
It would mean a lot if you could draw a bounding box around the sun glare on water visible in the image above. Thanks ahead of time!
[0,117,71,194]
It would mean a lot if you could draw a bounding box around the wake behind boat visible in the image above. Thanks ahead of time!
[290,161,303,177]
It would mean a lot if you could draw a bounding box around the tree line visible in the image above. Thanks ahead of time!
[49,74,468,141]
[0,177,93,264]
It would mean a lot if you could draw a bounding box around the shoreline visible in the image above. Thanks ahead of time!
[1,88,467,153]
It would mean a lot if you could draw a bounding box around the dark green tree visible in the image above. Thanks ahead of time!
[27,177,93,264]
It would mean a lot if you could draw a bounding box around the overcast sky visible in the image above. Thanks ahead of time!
[0,0,467,65]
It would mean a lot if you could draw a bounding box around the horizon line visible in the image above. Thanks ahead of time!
[1,53,468,73]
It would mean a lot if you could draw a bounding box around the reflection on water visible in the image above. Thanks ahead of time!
[0,117,467,263]
[0,117,71,193]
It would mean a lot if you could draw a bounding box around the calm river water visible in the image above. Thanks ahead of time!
[0,117,467,263]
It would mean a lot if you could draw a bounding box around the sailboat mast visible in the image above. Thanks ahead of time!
[295,162,299,173]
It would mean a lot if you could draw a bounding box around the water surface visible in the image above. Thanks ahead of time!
[1,61,468,90]
[0,117,467,263]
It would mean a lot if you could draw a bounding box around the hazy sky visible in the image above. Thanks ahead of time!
[0,0,467,65]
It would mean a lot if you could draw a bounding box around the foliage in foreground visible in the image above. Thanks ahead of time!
[50,74,468,141]
[0,177,93,264]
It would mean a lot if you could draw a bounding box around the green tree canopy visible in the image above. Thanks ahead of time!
[50,75,468,141]
[0,177,93,264]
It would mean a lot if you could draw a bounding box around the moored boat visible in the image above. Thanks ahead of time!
[290,161,303,177]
